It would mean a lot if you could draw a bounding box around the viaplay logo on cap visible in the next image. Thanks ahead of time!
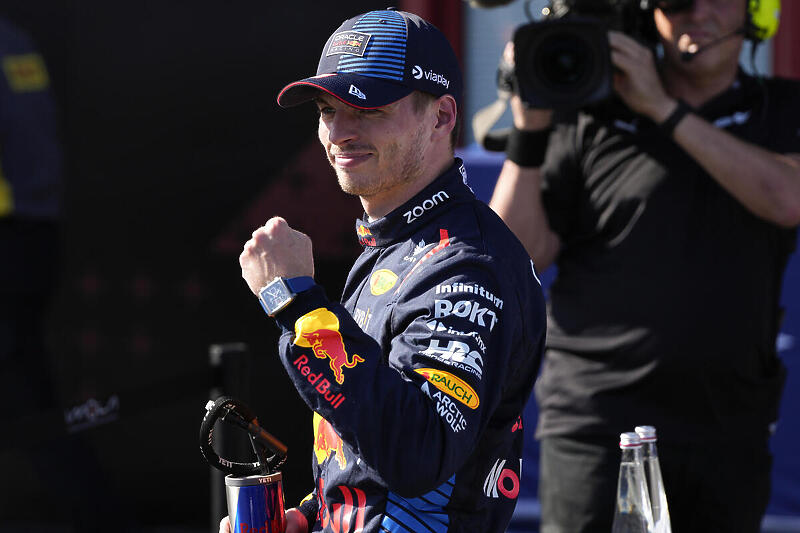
[326,31,372,57]
[412,65,450,89]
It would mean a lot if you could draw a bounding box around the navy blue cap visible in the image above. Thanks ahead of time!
[277,9,463,109]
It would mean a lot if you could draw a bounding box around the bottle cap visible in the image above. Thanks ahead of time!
[619,432,641,448]
[634,425,657,442]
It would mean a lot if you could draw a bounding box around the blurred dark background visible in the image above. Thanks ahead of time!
[0,1,401,530]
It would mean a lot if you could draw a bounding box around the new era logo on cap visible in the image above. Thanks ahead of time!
[277,9,462,110]
[349,84,366,100]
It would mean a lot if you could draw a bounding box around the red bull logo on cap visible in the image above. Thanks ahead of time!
[313,412,347,470]
[295,308,364,385]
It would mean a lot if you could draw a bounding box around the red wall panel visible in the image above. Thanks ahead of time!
[774,1,800,78]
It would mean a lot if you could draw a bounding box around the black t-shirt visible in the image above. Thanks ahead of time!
[535,73,800,445]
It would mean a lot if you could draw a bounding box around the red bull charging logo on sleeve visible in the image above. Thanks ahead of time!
[313,412,347,470]
[295,308,364,385]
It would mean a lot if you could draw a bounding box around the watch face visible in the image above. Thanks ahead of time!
[259,279,294,316]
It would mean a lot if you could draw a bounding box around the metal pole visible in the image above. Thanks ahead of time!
[208,342,251,533]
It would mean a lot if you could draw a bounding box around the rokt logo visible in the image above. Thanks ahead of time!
[435,299,499,331]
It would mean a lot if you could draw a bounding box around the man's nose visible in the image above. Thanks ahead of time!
[325,110,360,146]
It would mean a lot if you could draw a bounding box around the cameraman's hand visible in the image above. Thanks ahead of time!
[219,508,309,533]
[503,42,553,131]
[608,31,676,123]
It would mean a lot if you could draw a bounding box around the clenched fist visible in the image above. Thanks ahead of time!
[239,217,315,295]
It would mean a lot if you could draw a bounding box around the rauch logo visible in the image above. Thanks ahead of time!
[415,367,479,409]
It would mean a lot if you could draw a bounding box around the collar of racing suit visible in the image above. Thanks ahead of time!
[353,157,474,248]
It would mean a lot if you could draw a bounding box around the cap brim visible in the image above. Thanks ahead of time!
[277,73,413,109]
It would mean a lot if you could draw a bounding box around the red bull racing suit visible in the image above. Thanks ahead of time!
[271,159,546,533]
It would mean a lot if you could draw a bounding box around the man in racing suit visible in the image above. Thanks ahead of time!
[233,9,546,533]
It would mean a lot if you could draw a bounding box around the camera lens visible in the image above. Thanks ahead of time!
[535,34,591,89]
[513,19,612,109]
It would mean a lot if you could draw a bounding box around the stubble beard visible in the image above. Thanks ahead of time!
[331,124,427,199]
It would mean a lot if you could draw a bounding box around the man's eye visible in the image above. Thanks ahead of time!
[317,106,335,116]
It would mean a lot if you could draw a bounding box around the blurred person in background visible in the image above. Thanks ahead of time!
[490,0,800,531]
[1,17,131,532]
[0,15,61,421]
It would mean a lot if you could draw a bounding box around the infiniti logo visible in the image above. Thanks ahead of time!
[412,65,423,79]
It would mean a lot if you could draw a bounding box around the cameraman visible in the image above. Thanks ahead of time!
[490,1,800,531]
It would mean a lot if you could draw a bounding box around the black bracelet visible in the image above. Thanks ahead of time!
[658,99,692,138]
[505,127,552,168]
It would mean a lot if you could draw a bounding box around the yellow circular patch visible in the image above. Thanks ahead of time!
[370,269,398,295]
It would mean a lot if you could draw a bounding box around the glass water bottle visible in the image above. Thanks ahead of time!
[612,432,654,533]
[635,426,671,533]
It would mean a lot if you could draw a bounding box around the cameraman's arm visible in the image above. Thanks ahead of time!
[670,114,800,227]
[609,30,800,228]
[490,95,561,270]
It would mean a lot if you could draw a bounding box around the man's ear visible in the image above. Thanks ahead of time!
[433,94,457,142]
